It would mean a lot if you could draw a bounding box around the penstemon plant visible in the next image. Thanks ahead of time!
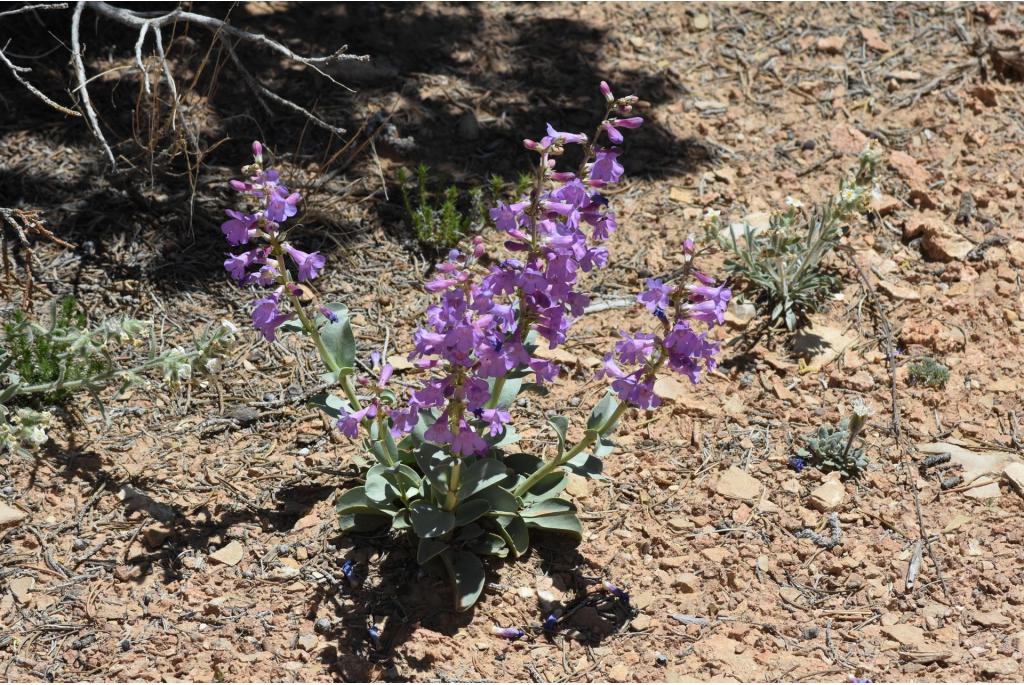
[220,83,730,611]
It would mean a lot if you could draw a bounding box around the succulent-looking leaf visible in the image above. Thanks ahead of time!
[547,415,568,458]
[409,500,455,539]
[442,550,486,612]
[454,498,492,527]
[308,391,347,419]
[457,458,509,502]
[417,538,448,564]
[587,392,618,431]
[521,497,583,540]
[321,316,356,371]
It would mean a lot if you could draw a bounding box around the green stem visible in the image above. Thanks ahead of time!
[513,400,628,498]
[444,460,462,511]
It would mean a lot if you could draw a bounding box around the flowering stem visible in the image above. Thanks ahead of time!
[513,399,628,498]
[271,240,364,415]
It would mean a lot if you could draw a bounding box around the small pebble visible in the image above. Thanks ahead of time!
[315,618,332,633]
[656,653,668,666]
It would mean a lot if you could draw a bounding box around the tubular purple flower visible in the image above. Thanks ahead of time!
[284,244,326,282]
[251,288,292,342]
[221,210,256,246]
[637,278,672,315]
[543,123,588,147]
[337,403,377,438]
[600,80,614,102]
[589,148,624,184]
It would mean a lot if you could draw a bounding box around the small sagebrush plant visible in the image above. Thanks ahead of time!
[397,165,532,251]
[221,83,730,611]
[793,400,873,480]
[907,356,949,388]
[711,148,881,331]
[0,296,237,456]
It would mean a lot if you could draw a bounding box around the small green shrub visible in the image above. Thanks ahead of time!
[396,166,529,251]
[907,356,949,388]
[713,148,881,331]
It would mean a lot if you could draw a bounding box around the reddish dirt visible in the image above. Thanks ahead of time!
[2,2,1024,682]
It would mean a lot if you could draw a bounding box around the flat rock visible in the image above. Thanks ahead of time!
[9,576,34,602]
[608,663,630,682]
[714,466,762,501]
[830,123,868,155]
[877,280,921,301]
[209,540,244,566]
[1002,461,1024,495]
[676,573,700,593]
[296,633,318,651]
[809,481,846,511]
[889,151,931,190]
[860,26,891,52]
[881,624,928,649]
[0,503,26,529]
[972,610,1011,627]
[817,35,847,53]
[920,220,973,261]
[980,658,1019,677]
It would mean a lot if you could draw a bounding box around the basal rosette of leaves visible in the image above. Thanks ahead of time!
[221,83,731,611]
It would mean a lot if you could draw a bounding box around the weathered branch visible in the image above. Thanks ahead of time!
[0,44,81,118]
[71,1,116,167]
[64,0,365,168]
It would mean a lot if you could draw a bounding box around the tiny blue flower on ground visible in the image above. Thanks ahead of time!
[367,625,382,650]
[789,456,806,473]
[542,614,558,633]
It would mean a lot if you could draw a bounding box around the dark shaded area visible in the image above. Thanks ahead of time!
[312,528,634,680]
[0,2,705,300]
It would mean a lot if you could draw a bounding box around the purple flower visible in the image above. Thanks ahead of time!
[638,278,672,315]
[687,282,731,325]
[221,210,256,246]
[478,408,511,437]
[452,424,488,456]
[603,581,630,604]
[542,614,558,633]
[542,123,587,147]
[224,248,265,283]
[251,289,292,342]
[493,627,525,640]
[284,244,326,282]
[589,148,624,184]
[615,332,656,365]
[788,456,806,473]
[337,403,377,438]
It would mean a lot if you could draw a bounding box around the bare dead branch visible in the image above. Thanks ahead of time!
[0,2,68,19]
[71,1,116,167]
[0,44,81,118]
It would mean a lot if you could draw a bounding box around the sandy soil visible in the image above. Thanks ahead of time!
[2,2,1024,682]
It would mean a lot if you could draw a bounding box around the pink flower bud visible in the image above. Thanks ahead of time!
[229,179,247,192]
[599,81,614,102]
[683,238,695,255]
[252,140,263,161]
[472,236,485,258]
[523,139,540,151]
[613,116,644,129]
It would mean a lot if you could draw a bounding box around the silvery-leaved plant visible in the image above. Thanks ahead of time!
[1,298,239,455]
[712,147,881,331]
[222,83,730,610]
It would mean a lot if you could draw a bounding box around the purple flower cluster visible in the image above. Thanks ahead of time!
[221,142,326,341]
[600,242,731,409]
[336,83,643,454]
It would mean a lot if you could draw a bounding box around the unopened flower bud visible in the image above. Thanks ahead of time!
[523,139,540,151]
[251,140,263,162]
[600,80,614,102]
